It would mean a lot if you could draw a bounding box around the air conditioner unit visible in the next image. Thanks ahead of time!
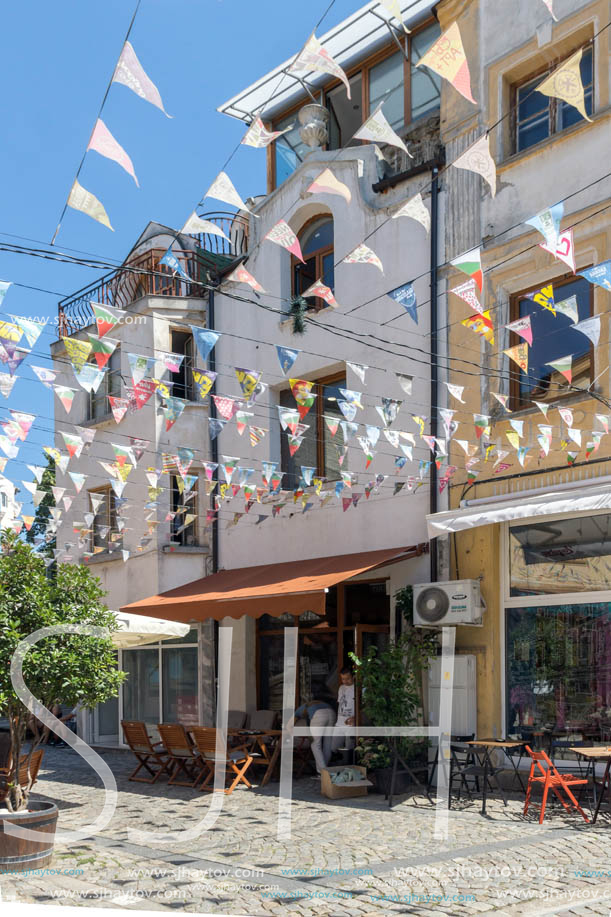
[413,580,484,627]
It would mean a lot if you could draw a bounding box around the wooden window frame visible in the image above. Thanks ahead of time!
[169,472,199,546]
[89,485,117,553]
[280,370,346,483]
[291,215,334,312]
[508,273,594,410]
[268,17,440,191]
[256,580,390,709]
[87,347,121,421]
[511,45,594,155]
[170,329,196,402]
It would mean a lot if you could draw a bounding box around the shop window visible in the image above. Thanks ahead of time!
[279,372,346,488]
[89,486,116,553]
[513,46,593,154]
[509,275,592,409]
[170,473,199,546]
[506,602,611,739]
[272,20,440,188]
[509,514,611,597]
[292,217,334,311]
[170,330,195,401]
[88,347,121,421]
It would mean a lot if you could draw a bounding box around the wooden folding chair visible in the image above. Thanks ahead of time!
[121,721,171,784]
[157,724,205,788]
[190,727,253,795]
[523,745,589,824]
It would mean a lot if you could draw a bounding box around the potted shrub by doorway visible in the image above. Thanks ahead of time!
[351,588,438,795]
[0,533,124,873]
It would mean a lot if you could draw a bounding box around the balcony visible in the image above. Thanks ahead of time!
[58,212,248,337]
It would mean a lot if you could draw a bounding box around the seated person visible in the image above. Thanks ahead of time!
[291,699,335,775]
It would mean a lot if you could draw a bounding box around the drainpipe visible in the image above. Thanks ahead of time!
[208,289,219,575]
[429,167,439,583]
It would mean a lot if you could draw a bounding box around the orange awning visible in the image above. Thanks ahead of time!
[120,545,426,622]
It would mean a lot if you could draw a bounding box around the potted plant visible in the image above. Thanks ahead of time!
[351,588,438,795]
[0,533,124,872]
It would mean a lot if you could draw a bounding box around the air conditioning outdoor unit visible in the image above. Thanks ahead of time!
[413,580,484,627]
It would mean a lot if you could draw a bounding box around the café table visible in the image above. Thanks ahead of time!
[570,746,611,824]
[465,740,527,815]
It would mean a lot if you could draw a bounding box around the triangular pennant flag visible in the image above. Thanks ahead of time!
[526,283,555,315]
[376,398,401,427]
[205,171,254,214]
[533,400,549,417]
[451,247,483,292]
[450,277,482,314]
[159,247,191,281]
[32,365,57,388]
[61,432,84,459]
[546,354,573,383]
[69,472,87,493]
[324,415,339,437]
[12,316,45,347]
[224,264,266,292]
[446,382,465,403]
[130,379,157,409]
[288,32,351,99]
[509,419,524,438]
[525,203,564,249]
[416,22,476,104]
[235,411,254,435]
[452,134,496,197]
[301,279,339,308]
[554,295,579,324]
[536,49,592,122]
[161,396,186,431]
[462,311,494,345]
[540,0,558,20]
[573,316,600,347]
[74,362,106,393]
[108,396,129,423]
[595,414,610,434]
[0,281,11,305]
[395,373,413,395]
[248,425,267,448]
[92,303,122,338]
[113,41,171,117]
[505,315,533,346]
[264,220,304,262]
[387,281,417,321]
[53,385,77,413]
[87,333,119,369]
[491,393,510,411]
[88,119,139,185]
[278,407,301,433]
[540,229,576,273]
[392,192,430,232]
[212,395,237,420]
[191,327,220,362]
[504,342,528,372]
[179,211,231,241]
[235,368,262,398]
[346,362,368,385]
[338,401,357,422]
[0,372,17,398]
[64,337,93,373]
[67,180,113,230]
[128,352,156,386]
[307,168,351,203]
[473,414,489,438]
[379,0,410,32]
[191,369,216,399]
[342,243,384,273]
[209,417,226,440]
[241,116,293,148]
[276,346,300,375]
[579,261,611,292]
[354,102,411,157]
[506,430,520,450]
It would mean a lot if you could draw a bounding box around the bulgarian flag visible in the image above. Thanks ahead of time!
[473,414,489,439]
[92,302,122,338]
[88,333,119,368]
[547,355,573,383]
[451,247,483,292]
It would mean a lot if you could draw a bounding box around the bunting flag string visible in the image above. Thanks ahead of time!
[354,102,411,156]
[112,40,172,117]
[452,134,496,197]
[67,180,113,231]
[288,32,351,98]
[241,117,293,149]
[88,119,139,186]
[416,22,476,104]
[391,192,430,233]
[307,168,351,203]
[536,49,592,122]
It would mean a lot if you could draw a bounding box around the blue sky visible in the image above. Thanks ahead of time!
[1,0,359,512]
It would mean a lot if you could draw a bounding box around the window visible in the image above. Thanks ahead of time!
[292,217,334,310]
[509,275,592,408]
[514,46,593,153]
[170,330,195,401]
[89,486,116,553]
[170,473,199,546]
[279,372,346,488]
[88,348,121,420]
[272,20,441,187]
[1,492,7,509]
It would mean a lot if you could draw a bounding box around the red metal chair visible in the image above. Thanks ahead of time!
[523,745,589,824]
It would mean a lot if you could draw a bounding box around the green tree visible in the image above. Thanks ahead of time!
[0,532,124,811]
[25,455,55,558]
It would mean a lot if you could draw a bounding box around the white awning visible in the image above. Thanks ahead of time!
[427,481,611,538]
[218,0,436,122]
[110,611,191,648]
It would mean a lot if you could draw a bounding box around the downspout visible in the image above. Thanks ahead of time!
[429,167,439,583]
[208,289,219,575]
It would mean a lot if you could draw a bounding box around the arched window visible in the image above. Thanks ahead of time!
[292,217,334,311]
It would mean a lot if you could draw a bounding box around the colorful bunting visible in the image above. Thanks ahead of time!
[288,32,351,99]
[546,354,573,383]
[354,102,411,156]
[450,277,482,314]
[192,369,217,399]
[191,327,220,362]
[446,382,465,403]
[526,203,564,249]
[536,49,592,122]
[307,168,351,203]
[462,311,494,345]
[67,180,113,231]
[32,365,57,388]
[108,396,129,423]
[504,342,528,372]
[416,22,476,104]
[392,192,430,233]
[387,281,417,321]
[264,220,305,261]
[554,295,579,324]
[579,261,611,292]
[342,243,384,273]
[205,171,254,214]
[242,116,293,148]
[113,41,171,117]
[92,303,122,338]
[573,316,600,347]
[452,134,496,197]
[225,264,266,292]
[276,346,300,375]
[451,247,483,292]
[301,279,339,308]
[75,362,106,393]
[505,315,533,346]
[88,119,139,185]
[53,385,77,413]
[540,229,576,273]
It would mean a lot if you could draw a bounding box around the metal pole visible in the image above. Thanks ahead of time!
[429,167,439,583]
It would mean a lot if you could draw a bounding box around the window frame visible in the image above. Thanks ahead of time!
[511,44,594,155]
[508,272,594,410]
[291,215,334,312]
[170,329,196,402]
[87,347,121,421]
[89,485,117,553]
[169,471,199,546]
[280,370,346,484]
[269,16,440,190]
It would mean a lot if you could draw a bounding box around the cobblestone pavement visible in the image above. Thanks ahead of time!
[1,747,611,916]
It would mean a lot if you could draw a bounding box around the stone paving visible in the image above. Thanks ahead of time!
[1,747,611,916]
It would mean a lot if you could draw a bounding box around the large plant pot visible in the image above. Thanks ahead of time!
[372,767,412,796]
[0,800,58,873]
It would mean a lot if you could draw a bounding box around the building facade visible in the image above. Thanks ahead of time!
[428,0,611,743]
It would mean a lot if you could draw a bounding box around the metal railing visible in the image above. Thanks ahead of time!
[57,213,249,337]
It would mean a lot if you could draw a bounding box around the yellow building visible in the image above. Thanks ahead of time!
[428,0,611,745]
